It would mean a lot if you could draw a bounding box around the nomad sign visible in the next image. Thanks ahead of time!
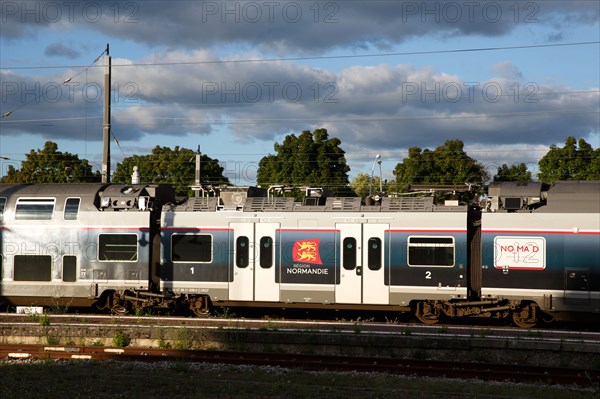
[494,236,546,270]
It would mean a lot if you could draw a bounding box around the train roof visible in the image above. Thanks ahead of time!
[486,180,600,213]
[0,183,108,198]
[0,183,176,213]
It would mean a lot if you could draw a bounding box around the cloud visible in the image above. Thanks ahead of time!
[2,1,598,52]
[491,62,523,80]
[44,42,80,59]
[4,50,596,158]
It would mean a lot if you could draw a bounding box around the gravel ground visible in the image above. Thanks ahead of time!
[0,359,597,399]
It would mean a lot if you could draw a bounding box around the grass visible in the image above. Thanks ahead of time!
[0,359,595,399]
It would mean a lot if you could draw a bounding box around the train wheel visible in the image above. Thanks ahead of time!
[512,302,538,328]
[414,301,442,324]
[189,296,212,317]
[110,292,130,315]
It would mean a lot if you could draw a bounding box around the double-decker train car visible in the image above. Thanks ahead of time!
[0,180,598,327]
[481,181,600,327]
[0,183,175,311]
[158,188,480,321]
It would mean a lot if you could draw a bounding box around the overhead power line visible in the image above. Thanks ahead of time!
[2,108,597,126]
[1,48,108,119]
[2,41,598,70]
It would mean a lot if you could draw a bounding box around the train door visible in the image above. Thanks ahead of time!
[335,223,390,305]
[254,223,280,302]
[362,224,389,304]
[229,223,254,301]
[335,224,362,304]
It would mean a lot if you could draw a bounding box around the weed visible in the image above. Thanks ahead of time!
[353,317,363,334]
[39,314,51,327]
[158,339,172,349]
[174,327,196,350]
[213,307,235,319]
[45,335,60,345]
[112,330,131,347]
[479,328,492,337]
[46,305,69,315]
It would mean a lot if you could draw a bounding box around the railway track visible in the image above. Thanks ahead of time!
[1,312,599,342]
[2,312,599,389]
[2,343,599,388]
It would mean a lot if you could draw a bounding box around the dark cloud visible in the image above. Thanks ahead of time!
[44,42,80,59]
[2,1,598,52]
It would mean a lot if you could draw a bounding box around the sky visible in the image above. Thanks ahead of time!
[1,0,599,186]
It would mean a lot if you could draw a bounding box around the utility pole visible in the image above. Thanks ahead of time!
[102,43,111,183]
[194,145,201,197]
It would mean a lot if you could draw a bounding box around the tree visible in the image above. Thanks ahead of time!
[538,137,600,182]
[393,139,489,190]
[0,141,100,183]
[112,146,229,196]
[350,173,386,198]
[256,128,352,196]
[493,163,532,182]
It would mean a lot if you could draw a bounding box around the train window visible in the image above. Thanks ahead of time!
[0,197,6,222]
[15,198,55,220]
[171,234,212,263]
[407,236,454,267]
[14,255,52,281]
[98,234,138,262]
[367,237,382,270]
[236,236,249,268]
[64,198,81,220]
[63,256,77,282]
[342,237,357,270]
[259,236,273,269]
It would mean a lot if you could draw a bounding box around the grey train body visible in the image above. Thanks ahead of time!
[0,181,598,327]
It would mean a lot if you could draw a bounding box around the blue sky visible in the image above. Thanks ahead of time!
[1,1,599,185]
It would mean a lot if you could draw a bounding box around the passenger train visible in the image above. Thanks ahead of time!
[0,180,598,327]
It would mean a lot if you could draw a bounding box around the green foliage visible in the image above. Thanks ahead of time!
[112,330,131,347]
[493,163,532,182]
[349,173,386,198]
[112,145,229,196]
[393,139,489,190]
[39,314,51,327]
[0,141,100,183]
[537,137,600,183]
[256,128,352,196]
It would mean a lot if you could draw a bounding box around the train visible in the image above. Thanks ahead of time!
[0,180,598,327]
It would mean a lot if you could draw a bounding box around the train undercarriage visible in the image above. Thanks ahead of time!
[412,299,544,328]
[96,289,548,328]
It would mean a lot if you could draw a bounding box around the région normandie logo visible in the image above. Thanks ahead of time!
[292,239,322,265]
